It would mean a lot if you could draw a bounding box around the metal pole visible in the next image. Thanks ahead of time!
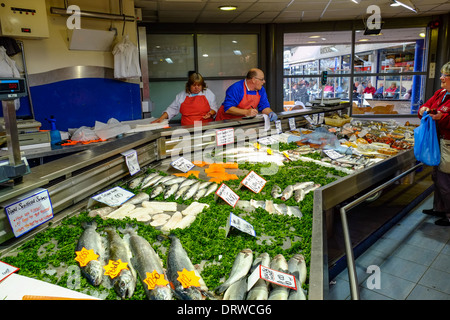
[2,100,22,166]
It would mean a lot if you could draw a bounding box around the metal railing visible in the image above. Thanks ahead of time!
[339,162,423,300]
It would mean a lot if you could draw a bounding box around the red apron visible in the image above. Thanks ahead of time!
[215,82,261,121]
[179,95,213,126]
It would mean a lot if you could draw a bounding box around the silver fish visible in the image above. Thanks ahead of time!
[163,176,186,186]
[288,286,307,300]
[198,181,213,190]
[154,175,177,186]
[281,185,294,201]
[247,252,270,300]
[271,185,282,199]
[223,277,248,300]
[140,172,159,187]
[292,181,314,191]
[268,254,289,300]
[122,227,172,300]
[174,185,190,200]
[182,181,200,200]
[179,178,198,189]
[123,192,149,206]
[105,228,137,299]
[215,248,253,294]
[294,189,304,203]
[164,183,180,199]
[150,184,165,199]
[288,254,308,300]
[128,176,144,189]
[76,221,105,286]
[204,183,218,197]
[166,235,209,300]
[193,187,207,200]
[142,175,164,189]
[287,206,303,218]
[273,203,288,215]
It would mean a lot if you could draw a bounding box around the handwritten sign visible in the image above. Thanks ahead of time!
[103,259,129,279]
[289,118,296,131]
[226,212,256,237]
[176,268,201,289]
[323,149,345,160]
[0,260,19,283]
[91,186,135,207]
[215,183,239,207]
[216,128,234,146]
[247,265,297,291]
[171,157,195,173]
[143,270,169,290]
[257,136,278,146]
[241,171,266,193]
[275,120,282,134]
[75,247,99,267]
[121,149,140,176]
[4,188,53,238]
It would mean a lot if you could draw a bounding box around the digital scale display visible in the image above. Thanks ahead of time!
[0,78,27,100]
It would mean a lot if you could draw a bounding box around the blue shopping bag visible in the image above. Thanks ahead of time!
[414,111,441,166]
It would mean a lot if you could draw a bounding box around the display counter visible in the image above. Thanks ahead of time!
[0,102,429,300]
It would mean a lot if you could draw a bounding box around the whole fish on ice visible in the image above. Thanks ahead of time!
[247,252,270,300]
[268,254,290,300]
[215,248,253,294]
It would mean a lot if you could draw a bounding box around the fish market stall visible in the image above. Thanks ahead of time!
[0,103,428,300]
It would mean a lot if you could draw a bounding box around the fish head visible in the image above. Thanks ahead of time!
[84,260,103,286]
[114,270,135,299]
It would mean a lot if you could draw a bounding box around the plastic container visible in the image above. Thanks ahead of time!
[47,116,61,145]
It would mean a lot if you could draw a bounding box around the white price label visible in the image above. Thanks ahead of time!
[304,115,314,125]
[323,149,344,160]
[241,171,266,194]
[318,113,324,124]
[312,114,319,125]
[215,183,239,207]
[0,261,19,283]
[216,128,234,146]
[275,120,282,134]
[121,149,140,176]
[4,188,54,238]
[247,265,297,291]
[226,212,256,237]
[92,186,135,207]
[257,136,278,146]
[171,157,195,173]
[289,118,296,131]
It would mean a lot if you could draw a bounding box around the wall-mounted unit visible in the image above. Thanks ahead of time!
[0,0,49,39]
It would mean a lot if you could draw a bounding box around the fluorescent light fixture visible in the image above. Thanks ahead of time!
[219,5,237,11]
[202,54,209,57]
[391,0,418,12]
[358,38,369,42]
[419,32,426,38]
[308,35,320,38]
[233,50,242,55]
[165,58,173,64]
[351,0,361,3]
[232,40,238,43]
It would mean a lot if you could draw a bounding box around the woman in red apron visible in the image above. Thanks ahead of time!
[152,72,218,126]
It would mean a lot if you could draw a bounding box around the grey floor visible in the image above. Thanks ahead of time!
[328,193,450,300]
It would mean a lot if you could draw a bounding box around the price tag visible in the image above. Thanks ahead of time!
[275,120,282,134]
[91,186,135,207]
[241,171,266,193]
[0,260,19,283]
[176,268,201,289]
[226,212,256,237]
[323,149,345,160]
[318,113,324,124]
[247,265,297,291]
[257,136,278,145]
[289,118,296,131]
[215,183,239,207]
[4,188,53,238]
[103,259,129,279]
[171,157,195,173]
[304,115,314,125]
[121,149,140,176]
[312,114,319,125]
[216,128,234,146]
[75,247,99,267]
[143,270,169,290]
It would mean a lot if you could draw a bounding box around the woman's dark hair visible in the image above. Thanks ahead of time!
[186,72,207,93]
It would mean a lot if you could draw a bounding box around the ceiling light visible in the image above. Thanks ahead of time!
[351,0,361,3]
[307,41,317,43]
[219,5,237,11]
[308,35,320,38]
[358,38,369,42]
[202,54,209,57]
[419,32,426,38]
[390,0,418,12]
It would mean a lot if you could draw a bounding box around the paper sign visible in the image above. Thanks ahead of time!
[247,265,297,291]
[103,259,129,279]
[241,171,266,193]
[226,212,256,237]
[75,247,99,267]
[257,136,278,146]
[289,118,296,131]
[171,157,195,173]
[143,270,169,290]
[91,186,135,207]
[176,268,201,289]
[215,183,239,207]
[275,120,282,134]
[4,188,53,238]
[318,113,324,124]
[304,115,314,125]
[121,149,140,176]
[0,260,19,283]
[216,128,234,146]
[323,149,345,160]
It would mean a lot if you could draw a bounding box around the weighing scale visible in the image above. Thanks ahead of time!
[0,78,31,183]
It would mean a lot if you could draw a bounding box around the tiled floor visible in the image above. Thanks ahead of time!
[328,193,450,300]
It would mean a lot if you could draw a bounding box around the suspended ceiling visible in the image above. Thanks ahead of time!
[134,0,450,24]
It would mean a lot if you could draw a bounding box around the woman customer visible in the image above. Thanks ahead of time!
[152,72,218,126]
[418,61,450,226]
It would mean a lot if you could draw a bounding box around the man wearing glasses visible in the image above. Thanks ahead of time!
[215,68,277,122]
[418,61,450,226]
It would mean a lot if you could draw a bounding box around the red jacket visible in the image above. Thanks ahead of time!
[418,89,450,139]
